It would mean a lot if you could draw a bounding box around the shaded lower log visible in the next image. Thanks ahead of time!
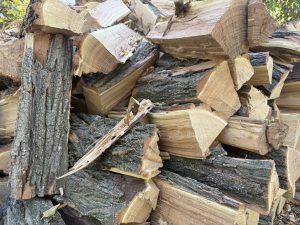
[9,32,72,200]
[257,63,290,99]
[6,198,66,225]
[150,170,259,225]
[0,179,9,221]
[218,116,288,154]
[237,85,271,120]
[69,113,162,179]
[258,189,286,225]
[55,170,159,225]
[247,52,273,85]
[133,58,240,117]
[148,105,227,158]
[163,146,279,214]
[83,41,158,115]
[226,146,300,199]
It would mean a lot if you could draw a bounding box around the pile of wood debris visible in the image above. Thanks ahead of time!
[0,0,299,225]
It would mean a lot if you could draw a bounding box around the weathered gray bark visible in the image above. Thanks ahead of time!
[6,198,66,225]
[164,147,278,214]
[132,55,211,105]
[54,170,149,225]
[9,34,72,200]
[249,52,269,66]
[0,179,9,223]
[69,113,162,178]
[286,62,300,82]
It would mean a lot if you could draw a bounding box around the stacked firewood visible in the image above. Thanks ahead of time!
[0,0,299,225]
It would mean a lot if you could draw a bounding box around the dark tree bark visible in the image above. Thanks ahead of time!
[9,33,72,200]
[163,147,279,215]
[69,113,162,179]
[6,198,66,225]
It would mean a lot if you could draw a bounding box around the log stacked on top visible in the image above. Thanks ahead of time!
[1,0,300,224]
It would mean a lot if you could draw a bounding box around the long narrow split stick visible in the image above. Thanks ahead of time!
[57,98,154,179]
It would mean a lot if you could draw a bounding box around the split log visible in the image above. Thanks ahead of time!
[147,0,249,60]
[133,59,241,117]
[69,113,162,179]
[30,0,130,35]
[247,52,273,85]
[258,189,287,225]
[82,41,158,115]
[237,85,272,120]
[60,98,154,178]
[0,93,18,138]
[73,24,143,76]
[277,81,300,110]
[247,0,278,47]
[286,62,300,82]
[148,105,227,158]
[7,198,66,225]
[150,170,259,225]
[226,146,300,199]
[163,146,279,214]
[0,38,24,84]
[218,116,288,155]
[251,31,300,63]
[228,55,254,90]
[128,0,171,34]
[55,170,159,225]
[9,32,72,200]
[280,113,300,148]
[257,63,290,99]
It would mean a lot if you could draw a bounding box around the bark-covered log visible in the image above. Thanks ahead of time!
[150,170,258,225]
[83,41,158,115]
[69,113,162,179]
[163,146,279,215]
[133,57,240,117]
[247,52,273,85]
[257,63,290,99]
[9,32,72,200]
[225,146,300,199]
[55,170,159,225]
[0,179,9,222]
[6,198,66,225]
[286,62,300,82]
[251,31,300,63]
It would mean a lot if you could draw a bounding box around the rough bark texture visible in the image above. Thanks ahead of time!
[164,146,278,214]
[9,33,72,200]
[286,62,300,82]
[132,57,211,105]
[69,113,162,178]
[249,52,269,66]
[6,198,66,225]
[54,170,157,225]
[0,179,9,222]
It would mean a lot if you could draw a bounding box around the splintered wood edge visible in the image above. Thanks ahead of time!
[269,71,289,99]
[266,164,280,215]
[119,180,159,224]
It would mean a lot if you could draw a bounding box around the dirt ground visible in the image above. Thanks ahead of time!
[275,201,300,225]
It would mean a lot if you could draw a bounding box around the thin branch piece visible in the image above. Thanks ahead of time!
[58,98,154,179]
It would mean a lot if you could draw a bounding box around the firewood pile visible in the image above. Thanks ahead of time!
[0,0,300,224]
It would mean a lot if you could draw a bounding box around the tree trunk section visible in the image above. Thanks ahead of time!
[9,32,72,200]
